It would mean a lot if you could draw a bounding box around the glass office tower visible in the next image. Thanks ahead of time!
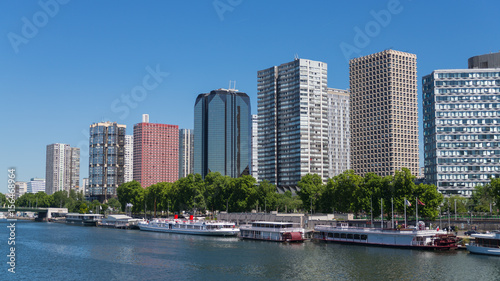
[423,69,500,195]
[194,89,251,178]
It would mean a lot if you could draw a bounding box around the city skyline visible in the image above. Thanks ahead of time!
[2,1,500,193]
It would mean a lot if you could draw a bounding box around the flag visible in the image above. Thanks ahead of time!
[417,198,425,206]
[437,226,439,231]
[405,199,412,206]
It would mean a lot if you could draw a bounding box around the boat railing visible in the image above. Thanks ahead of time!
[240,225,303,233]
[315,225,442,236]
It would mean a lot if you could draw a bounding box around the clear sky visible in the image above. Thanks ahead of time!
[1,0,499,193]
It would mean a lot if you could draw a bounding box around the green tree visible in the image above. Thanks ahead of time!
[412,183,443,220]
[229,175,257,212]
[491,178,500,214]
[297,174,324,213]
[332,170,363,213]
[79,202,88,214]
[107,198,122,212]
[0,193,8,207]
[471,183,495,213]
[117,181,145,213]
[276,191,302,213]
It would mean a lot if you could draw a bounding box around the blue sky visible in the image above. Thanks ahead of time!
[1,0,500,193]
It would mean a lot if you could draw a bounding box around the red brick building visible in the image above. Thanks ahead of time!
[133,115,179,187]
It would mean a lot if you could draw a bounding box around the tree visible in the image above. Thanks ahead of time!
[471,183,495,213]
[227,175,257,212]
[332,170,362,213]
[0,193,7,207]
[297,174,324,213]
[413,183,443,220]
[491,178,500,213]
[107,198,122,212]
[117,181,144,213]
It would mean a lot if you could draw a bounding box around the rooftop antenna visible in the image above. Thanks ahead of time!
[228,80,237,91]
[294,53,299,60]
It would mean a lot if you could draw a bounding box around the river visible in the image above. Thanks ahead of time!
[1,221,499,280]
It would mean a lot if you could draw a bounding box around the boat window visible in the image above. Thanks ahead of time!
[347,234,353,239]
[341,233,347,239]
[334,233,340,238]
[360,235,367,240]
[327,233,334,238]
[354,234,360,240]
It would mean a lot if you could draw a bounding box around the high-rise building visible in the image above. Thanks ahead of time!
[27,178,45,193]
[258,58,328,188]
[124,135,134,183]
[327,88,351,177]
[45,143,80,195]
[81,178,89,196]
[251,114,259,182]
[133,114,179,187]
[349,49,419,177]
[14,181,27,199]
[194,89,251,178]
[89,121,126,202]
[468,51,500,69]
[179,129,194,178]
[423,68,500,195]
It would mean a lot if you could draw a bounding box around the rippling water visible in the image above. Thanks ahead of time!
[1,222,499,280]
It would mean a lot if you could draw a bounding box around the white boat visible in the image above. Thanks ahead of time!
[239,221,305,242]
[467,232,500,256]
[314,223,457,250]
[138,219,239,236]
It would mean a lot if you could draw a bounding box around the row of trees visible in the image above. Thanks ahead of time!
[13,189,121,214]
[298,169,500,220]
[117,173,302,216]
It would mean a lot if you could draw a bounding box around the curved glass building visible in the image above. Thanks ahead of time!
[194,89,251,178]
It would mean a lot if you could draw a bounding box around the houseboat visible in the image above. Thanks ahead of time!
[467,231,500,256]
[99,214,142,229]
[314,223,457,250]
[138,218,239,236]
[239,221,305,242]
[65,213,103,226]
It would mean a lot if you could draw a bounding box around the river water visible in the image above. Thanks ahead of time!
[1,221,499,280]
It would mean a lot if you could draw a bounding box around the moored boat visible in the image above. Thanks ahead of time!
[65,213,103,226]
[138,218,239,236]
[467,231,500,256]
[314,223,457,250]
[239,221,305,242]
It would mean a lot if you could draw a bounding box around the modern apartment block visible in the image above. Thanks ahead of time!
[27,178,45,193]
[327,88,351,177]
[179,128,194,178]
[349,49,419,177]
[81,178,89,196]
[14,181,27,199]
[251,114,259,182]
[423,69,500,195]
[194,89,251,179]
[134,114,179,187]
[468,51,500,69]
[257,58,329,188]
[89,121,126,202]
[45,143,80,195]
[124,135,134,183]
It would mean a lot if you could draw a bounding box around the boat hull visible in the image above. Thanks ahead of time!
[467,245,500,256]
[315,237,456,250]
[139,225,239,236]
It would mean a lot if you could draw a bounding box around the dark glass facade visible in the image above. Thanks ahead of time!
[194,89,251,178]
